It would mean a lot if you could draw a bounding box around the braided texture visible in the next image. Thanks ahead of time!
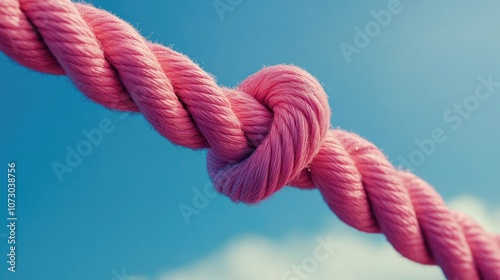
[1,0,499,278]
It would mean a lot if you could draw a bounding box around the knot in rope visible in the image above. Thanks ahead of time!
[207,65,331,203]
[1,1,499,279]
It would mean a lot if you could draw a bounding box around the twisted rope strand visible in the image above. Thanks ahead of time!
[1,0,499,279]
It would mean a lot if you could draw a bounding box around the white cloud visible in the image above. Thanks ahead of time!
[137,196,499,280]
[449,195,500,233]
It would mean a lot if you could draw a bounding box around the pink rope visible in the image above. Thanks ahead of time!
[1,0,499,278]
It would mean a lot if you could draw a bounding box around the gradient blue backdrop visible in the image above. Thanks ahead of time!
[1,0,500,279]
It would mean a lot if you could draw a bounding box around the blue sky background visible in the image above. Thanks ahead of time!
[1,0,500,279]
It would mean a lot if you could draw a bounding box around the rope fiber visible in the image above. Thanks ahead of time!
[1,0,499,279]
